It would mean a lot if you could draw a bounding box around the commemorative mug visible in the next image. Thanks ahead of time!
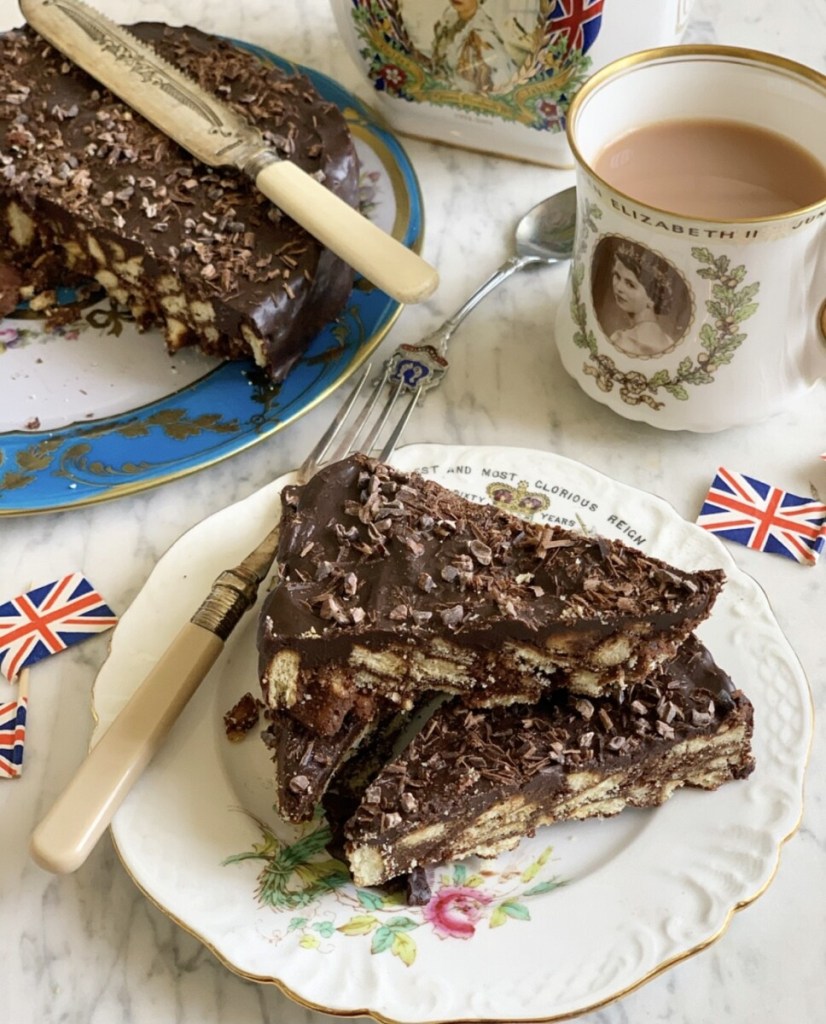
[553,46,826,431]
[329,0,695,166]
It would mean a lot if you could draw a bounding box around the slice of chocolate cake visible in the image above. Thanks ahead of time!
[257,455,725,737]
[0,23,359,380]
[343,635,755,887]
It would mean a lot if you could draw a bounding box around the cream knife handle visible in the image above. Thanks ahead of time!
[30,622,223,874]
[252,159,439,304]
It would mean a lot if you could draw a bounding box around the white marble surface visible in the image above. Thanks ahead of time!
[1,1,823,1021]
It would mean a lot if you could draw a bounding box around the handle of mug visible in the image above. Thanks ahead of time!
[806,240,826,382]
[815,299,826,378]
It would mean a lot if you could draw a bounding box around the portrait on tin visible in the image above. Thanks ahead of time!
[590,236,692,358]
[402,0,539,95]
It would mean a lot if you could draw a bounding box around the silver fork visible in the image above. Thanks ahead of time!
[29,346,433,875]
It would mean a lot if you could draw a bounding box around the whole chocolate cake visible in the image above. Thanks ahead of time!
[257,454,725,737]
[0,23,359,379]
[343,635,755,886]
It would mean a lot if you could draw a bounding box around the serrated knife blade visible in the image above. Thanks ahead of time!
[18,0,439,304]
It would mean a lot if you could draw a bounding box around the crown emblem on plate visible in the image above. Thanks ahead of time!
[486,480,549,518]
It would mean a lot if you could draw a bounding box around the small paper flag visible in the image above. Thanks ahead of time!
[697,467,826,565]
[0,573,118,682]
[0,670,28,779]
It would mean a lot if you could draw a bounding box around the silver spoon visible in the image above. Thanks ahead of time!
[386,185,576,389]
[334,186,577,457]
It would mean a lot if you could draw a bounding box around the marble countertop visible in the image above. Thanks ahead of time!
[2,1,823,1021]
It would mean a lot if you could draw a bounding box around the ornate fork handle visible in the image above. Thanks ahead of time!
[385,252,536,395]
[384,341,449,395]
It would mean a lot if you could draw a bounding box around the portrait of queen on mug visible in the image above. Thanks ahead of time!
[590,236,693,358]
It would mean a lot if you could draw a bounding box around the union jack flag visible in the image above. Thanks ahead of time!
[0,574,118,682]
[549,0,605,55]
[697,467,826,565]
[0,694,27,778]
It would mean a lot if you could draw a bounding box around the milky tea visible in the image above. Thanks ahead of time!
[593,118,826,219]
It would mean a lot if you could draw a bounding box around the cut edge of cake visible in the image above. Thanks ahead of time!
[0,23,359,381]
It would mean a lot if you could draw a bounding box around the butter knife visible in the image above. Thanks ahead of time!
[18,0,438,305]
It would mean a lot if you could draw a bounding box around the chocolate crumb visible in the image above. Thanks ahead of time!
[223,691,262,741]
[406,866,432,906]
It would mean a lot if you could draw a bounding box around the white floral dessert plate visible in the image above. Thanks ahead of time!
[92,444,811,1024]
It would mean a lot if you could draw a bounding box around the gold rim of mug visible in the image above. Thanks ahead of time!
[566,44,826,226]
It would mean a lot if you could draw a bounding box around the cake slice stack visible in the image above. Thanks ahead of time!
[256,454,754,886]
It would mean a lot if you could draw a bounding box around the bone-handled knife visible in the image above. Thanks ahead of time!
[18,0,439,304]
[30,522,282,875]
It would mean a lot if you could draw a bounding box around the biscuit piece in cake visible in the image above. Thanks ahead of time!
[0,24,359,380]
[257,455,725,736]
[343,635,755,886]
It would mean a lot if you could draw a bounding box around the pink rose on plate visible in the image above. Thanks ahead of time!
[423,885,493,940]
[0,327,21,349]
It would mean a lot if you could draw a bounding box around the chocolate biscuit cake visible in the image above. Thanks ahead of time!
[0,23,359,379]
[343,635,755,887]
[257,455,724,737]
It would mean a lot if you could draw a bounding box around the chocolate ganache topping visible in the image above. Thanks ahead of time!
[259,454,724,661]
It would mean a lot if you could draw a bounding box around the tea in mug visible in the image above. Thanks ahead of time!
[593,118,826,218]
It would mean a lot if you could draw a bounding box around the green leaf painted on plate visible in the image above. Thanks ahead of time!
[371,925,394,954]
[489,906,508,929]
[357,889,384,911]
[392,931,417,966]
[338,915,379,936]
[520,846,553,883]
[500,900,531,921]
